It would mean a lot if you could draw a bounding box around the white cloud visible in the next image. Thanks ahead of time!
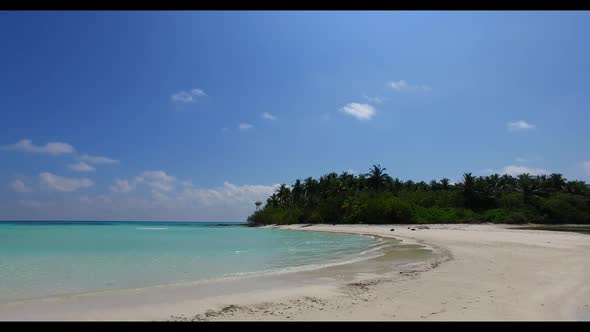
[1,139,75,155]
[11,179,31,193]
[68,162,95,172]
[39,172,94,192]
[340,103,376,120]
[190,89,206,97]
[507,120,536,131]
[4,167,282,221]
[501,165,549,176]
[261,112,277,120]
[362,94,385,104]
[171,88,207,103]
[110,170,177,194]
[476,168,496,175]
[238,123,254,130]
[110,179,134,193]
[151,189,171,202]
[515,157,528,163]
[135,170,177,192]
[480,165,550,176]
[111,170,278,210]
[583,161,590,174]
[388,80,431,93]
[78,154,118,165]
[177,181,280,207]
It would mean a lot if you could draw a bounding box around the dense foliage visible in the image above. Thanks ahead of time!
[247,165,590,226]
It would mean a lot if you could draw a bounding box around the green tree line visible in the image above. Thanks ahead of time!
[247,165,590,226]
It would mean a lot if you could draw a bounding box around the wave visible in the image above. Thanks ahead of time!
[216,240,395,280]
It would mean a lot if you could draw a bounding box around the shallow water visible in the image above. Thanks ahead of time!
[0,221,383,302]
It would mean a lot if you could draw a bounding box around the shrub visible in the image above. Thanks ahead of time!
[413,207,472,223]
[483,208,511,223]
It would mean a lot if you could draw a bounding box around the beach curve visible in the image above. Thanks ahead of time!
[184,223,590,321]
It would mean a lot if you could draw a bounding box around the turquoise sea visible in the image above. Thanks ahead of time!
[0,221,382,302]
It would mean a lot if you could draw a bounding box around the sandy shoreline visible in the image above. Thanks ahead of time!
[1,223,589,321]
[257,224,590,321]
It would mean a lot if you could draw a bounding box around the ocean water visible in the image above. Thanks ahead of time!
[0,221,382,302]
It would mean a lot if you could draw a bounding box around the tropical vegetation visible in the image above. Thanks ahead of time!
[247,165,590,226]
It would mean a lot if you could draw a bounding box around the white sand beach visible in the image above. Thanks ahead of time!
[193,223,590,321]
[1,223,589,321]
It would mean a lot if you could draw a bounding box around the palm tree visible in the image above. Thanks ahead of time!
[255,201,262,211]
[461,173,478,209]
[276,184,291,206]
[356,174,368,191]
[564,180,588,195]
[416,181,429,191]
[538,174,549,192]
[515,173,544,201]
[440,178,451,190]
[482,174,502,198]
[392,177,403,193]
[548,173,566,192]
[267,193,279,207]
[291,179,304,207]
[500,174,516,189]
[462,173,475,191]
[429,180,440,191]
[488,174,500,186]
[367,164,391,193]
[338,171,357,193]
[404,180,416,191]
[303,177,318,207]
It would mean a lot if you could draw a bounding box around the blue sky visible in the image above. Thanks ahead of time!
[1,11,589,221]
